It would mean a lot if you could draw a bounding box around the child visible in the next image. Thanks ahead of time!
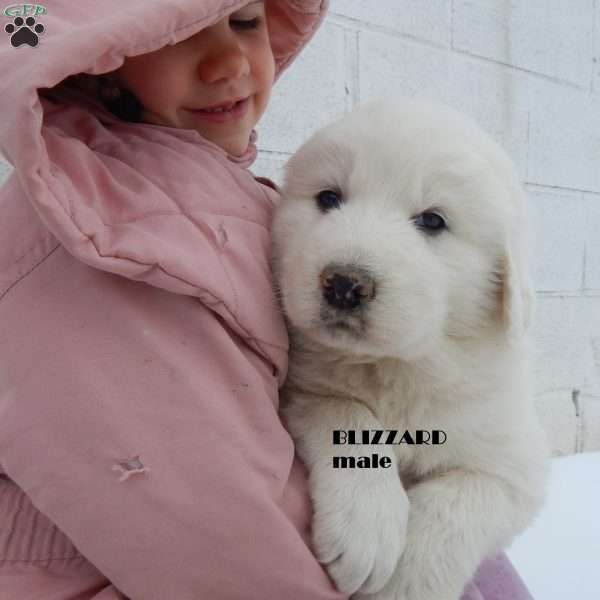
[0,1,534,598]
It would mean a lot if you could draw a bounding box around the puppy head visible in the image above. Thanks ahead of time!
[272,100,533,361]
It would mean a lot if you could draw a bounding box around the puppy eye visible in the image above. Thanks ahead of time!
[316,189,343,213]
[413,211,447,234]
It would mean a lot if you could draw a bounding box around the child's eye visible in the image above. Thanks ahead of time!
[230,17,261,30]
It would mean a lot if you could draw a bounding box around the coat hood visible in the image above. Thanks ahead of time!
[0,0,328,164]
[0,1,328,383]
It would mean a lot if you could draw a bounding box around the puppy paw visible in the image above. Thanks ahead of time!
[354,496,468,600]
[310,467,409,596]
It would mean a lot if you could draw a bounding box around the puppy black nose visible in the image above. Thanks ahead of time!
[320,265,376,310]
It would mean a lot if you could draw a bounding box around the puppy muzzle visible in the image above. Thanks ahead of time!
[320,264,376,311]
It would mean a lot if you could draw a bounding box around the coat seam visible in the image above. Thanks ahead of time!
[0,242,286,353]
[0,554,82,564]
[0,243,61,303]
[87,147,269,230]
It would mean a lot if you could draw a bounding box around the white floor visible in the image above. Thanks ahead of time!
[507,452,600,600]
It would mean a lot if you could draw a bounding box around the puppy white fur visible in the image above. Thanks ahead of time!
[272,100,548,600]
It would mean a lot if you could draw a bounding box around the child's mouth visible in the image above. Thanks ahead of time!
[187,97,250,123]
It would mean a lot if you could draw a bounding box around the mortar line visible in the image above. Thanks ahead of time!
[328,13,592,92]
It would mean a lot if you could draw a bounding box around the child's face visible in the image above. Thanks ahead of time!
[114,1,274,156]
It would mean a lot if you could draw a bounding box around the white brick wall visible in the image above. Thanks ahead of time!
[254,0,600,456]
[1,1,598,455]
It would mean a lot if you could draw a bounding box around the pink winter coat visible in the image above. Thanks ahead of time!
[0,1,534,599]
[0,1,345,598]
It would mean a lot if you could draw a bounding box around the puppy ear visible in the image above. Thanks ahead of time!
[499,247,535,341]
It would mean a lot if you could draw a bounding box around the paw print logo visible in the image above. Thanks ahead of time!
[5,16,45,48]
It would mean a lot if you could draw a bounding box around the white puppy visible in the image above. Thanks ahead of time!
[271,100,548,600]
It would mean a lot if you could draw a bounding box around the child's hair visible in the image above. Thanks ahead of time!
[44,72,144,123]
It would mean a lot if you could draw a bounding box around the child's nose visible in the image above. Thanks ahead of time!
[197,44,250,83]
